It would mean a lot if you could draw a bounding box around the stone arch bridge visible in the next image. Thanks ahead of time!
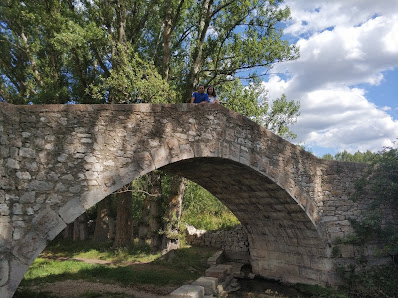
[0,103,377,297]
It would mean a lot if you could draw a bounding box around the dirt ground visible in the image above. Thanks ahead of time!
[22,279,176,297]
[19,257,177,297]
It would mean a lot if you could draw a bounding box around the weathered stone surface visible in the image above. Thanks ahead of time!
[192,277,218,295]
[0,259,9,286]
[32,208,67,240]
[58,198,85,223]
[0,103,396,298]
[169,285,204,298]
[8,258,29,292]
[205,265,232,279]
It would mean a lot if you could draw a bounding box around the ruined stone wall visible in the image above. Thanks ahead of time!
[186,225,249,253]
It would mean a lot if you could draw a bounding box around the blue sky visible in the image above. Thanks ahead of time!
[262,0,398,157]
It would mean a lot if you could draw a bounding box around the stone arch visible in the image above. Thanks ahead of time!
[0,103,368,297]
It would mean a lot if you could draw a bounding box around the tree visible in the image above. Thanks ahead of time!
[0,0,73,103]
[73,214,88,241]
[322,150,377,163]
[148,171,163,253]
[93,195,114,242]
[158,0,299,102]
[162,176,186,254]
[113,185,134,248]
[219,79,299,139]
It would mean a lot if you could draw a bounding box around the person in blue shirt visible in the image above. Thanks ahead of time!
[190,84,209,104]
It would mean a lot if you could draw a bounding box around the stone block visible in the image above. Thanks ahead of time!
[0,204,10,216]
[80,189,106,211]
[194,141,219,158]
[0,285,9,298]
[151,145,170,169]
[58,198,85,224]
[8,258,29,293]
[0,259,9,286]
[205,265,232,279]
[179,144,194,160]
[166,138,180,159]
[298,267,322,283]
[26,180,53,191]
[5,159,19,169]
[169,285,204,298]
[133,152,155,172]
[207,250,224,266]
[192,277,218,295]
[20,191,35,203]
[19,148,35,158]
[33,208,67,240]
[13,231,47,264]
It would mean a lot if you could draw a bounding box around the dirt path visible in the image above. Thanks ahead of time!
[23,279,174,297]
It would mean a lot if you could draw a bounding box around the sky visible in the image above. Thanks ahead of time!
[262,0,398,157]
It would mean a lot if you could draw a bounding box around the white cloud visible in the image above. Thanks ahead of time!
[262,0,398,155]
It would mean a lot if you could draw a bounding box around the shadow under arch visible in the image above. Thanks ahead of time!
[161,157,331,285]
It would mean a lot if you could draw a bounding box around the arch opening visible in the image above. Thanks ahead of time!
[161,157,331,285]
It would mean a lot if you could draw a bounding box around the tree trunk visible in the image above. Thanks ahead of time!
[148,171,163,253]
[184,0,214,101]
[162,176,186,254]
[93,195,112,242]
[63,222,73,240]
[108,216,115,240]
[113,185,133,248]
[73,213,88,241]
[138,193,150,246]
[162,0,172,81]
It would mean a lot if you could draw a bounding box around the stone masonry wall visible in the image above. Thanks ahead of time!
[1,103,397,297]
[185,224,249,262]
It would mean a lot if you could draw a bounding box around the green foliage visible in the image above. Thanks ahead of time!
[196,0,299,86]
[219,78,268,123]
[14,289,57,298]
[337,264,398,297]
[322,153,334,160]
[331,245,341,258]
[1,0,300,114]
[322,150,377,163]
[182,180,240,230]
[333,146,398,296]
[44,238,156,263]
[295,283,348,298]
[88,47,176,104]
[262,93,300,139]
[0,0,73,103]
[219,78,300,139]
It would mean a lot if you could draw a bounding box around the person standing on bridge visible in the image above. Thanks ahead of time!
[206,85,219,104]
[190,84,209,104]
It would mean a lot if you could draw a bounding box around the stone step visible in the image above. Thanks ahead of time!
[169,285,205,298]
[207,250,224,266]
[192,277,219,296]
[205,264,232,279]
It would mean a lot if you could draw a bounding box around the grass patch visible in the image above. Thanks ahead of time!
[296,284,348,298]
[19,240,217,290]
[14,288,58,298]
[42,239,159,263]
